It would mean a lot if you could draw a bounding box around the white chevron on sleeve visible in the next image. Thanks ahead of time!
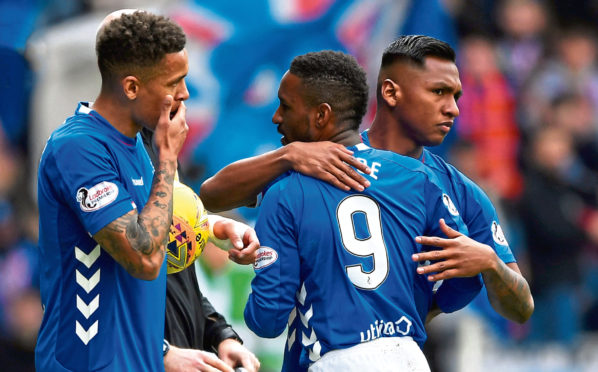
[308,341,322,362]
[296,283,307,306]
[287,328,296,351]
[299,304,313,328]
[77,294,99,319]
[288,307,297,326]
[76,269,100,293]
[302,329,317,346]
[76,320,98,345]
[75,245,101,268]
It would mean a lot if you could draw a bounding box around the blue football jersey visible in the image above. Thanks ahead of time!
[361,130,515,264]
[244,144,480,370]
[36,102,166,372]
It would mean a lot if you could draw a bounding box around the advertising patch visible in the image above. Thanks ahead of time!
[77,181,119,212]
[442,194,460,216]
[253,247,278,270]
[491,221,508,246]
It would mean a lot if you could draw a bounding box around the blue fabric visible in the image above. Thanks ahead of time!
[245,145,479,370]
[36,103,166,372]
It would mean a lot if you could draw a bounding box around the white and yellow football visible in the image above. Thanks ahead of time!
[166,181,209,274]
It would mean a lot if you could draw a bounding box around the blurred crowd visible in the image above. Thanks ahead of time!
[2,0,598,371]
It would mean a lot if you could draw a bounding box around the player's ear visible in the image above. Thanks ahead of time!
[315,102,332,129]
[380,79,401,107]
[122,75,140,100]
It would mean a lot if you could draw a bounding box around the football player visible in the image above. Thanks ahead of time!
[243,51,482,371]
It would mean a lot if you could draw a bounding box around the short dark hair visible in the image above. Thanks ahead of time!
[381,35,455,68]
[289,50,368,130]
[96,10,186,79]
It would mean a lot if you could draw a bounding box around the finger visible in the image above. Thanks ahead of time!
[412,249,447,262]
[240,355,261,372]
[427,268,461,281]
[416,259,454,275]
[173,100,187,121]
[203,352,234,372]
[159,95,173,124]
[321,172,351,191]
[330,159,370,190]
[243,229,260,246]
[414,235,451,248]
[340,153,370,175]
[438,218,461,239]
[327,164,367,192]
[229,223,247,250]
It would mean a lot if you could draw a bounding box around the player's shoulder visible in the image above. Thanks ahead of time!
[423,149,493,204]
[263,171,301,198]
[351,143,427,172]
[424,150,475,188]
[49,103,106,146]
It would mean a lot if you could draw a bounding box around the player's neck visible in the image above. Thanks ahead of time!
[327,129,361,147]
[92,95,140,138]
[369,116,423,159]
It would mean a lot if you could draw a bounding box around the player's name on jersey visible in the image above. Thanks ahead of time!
[360,316,412,343]
[355,158,382,180]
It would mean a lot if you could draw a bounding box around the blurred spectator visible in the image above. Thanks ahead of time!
[495,0,550,93]
[456,35,523,200]
[446,0,497,37]
[521,26,598,132]
[546,93,598,176]
[517,124,598,346]
[546,0,598,29]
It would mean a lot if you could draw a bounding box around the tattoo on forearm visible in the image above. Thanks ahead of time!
[483,262,533,322]
[93,160,176,276]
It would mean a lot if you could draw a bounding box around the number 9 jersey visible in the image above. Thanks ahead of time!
[244,144,482,370]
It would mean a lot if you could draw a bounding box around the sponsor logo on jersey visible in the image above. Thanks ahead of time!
[491,221,508,246]
[442,194,459,216]
[360,316,412,343]
[132,177,144,186]
[253,247,278,270]
[77,181,119,212]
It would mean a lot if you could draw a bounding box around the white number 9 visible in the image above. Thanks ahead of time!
[337,195,389,290]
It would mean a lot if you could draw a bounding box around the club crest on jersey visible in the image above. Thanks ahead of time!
[77,181,118,212]
[253,247,278,270]
[442,194,459,216]
[491,221,508,246]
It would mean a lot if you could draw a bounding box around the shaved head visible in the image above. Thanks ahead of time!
[96,9,137,42]
[95,9,186,81]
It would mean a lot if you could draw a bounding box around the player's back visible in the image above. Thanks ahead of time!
[246,144,467,369]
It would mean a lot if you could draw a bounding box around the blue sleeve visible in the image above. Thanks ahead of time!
[461,178,516,264]
[244,177,301,338]
[435,276,483,313]
[51,135,135,235]
[423,177,482,313]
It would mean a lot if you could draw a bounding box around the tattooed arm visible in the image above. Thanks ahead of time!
[482,262,534,323]
[93,97,188,280]
[413,219,534,323]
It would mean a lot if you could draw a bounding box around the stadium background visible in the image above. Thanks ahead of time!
[1,0,598,371]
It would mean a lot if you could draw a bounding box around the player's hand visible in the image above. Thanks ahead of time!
[217,339,260,372]
[164,345,234,372]
[286,141,371,192]
[154,95,188,160]
[412,219,497,281]
[227,226,259,265]
[212,219,260,265]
